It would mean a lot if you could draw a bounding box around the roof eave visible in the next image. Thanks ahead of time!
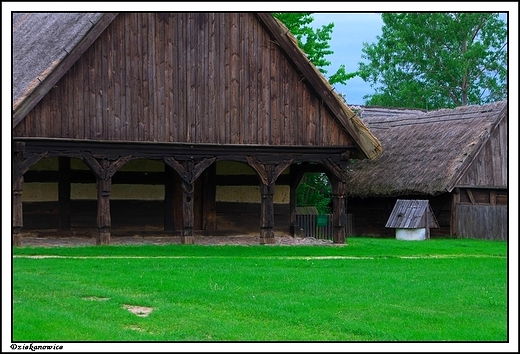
[12,13,118,129]
[255,13,382,160]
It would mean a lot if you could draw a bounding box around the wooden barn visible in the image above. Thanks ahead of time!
[346,101,508,240]
[12,12,382,246]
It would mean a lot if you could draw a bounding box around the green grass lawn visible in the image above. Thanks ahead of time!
[11,238,508,342]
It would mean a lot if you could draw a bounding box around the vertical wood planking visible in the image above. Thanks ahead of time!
[177,13,187,142]
[261,30,271,145]
[217,14,226,143]
[148,13,156,141]
[169,13,179,142]
[95,37,104,140]
[240,13,249,144]
[196,13,205,143]
[136,13,150,140]
[248,14,258,144]
[187,13,196,142]
[230,13,240,144]
[270,38,279,145]
[163,14,172,142]
[109,18,124,140]
[156,14,166,142]
[207,13,217,143]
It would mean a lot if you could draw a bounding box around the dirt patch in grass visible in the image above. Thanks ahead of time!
[82,296,110,301]
[123,304,153,317]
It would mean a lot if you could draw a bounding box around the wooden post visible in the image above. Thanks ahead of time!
[202,163,217,231]
[289,166,305,237]
[12,144,25,247]
[82,153,131,245]
[58,157,71,231]
[260,182,276,244]
[13,175,23,247]
[247,157,292,245]
[164,166,176,232]
[331,178,347,245]
[181,178,195,244]
[97,159,111,245]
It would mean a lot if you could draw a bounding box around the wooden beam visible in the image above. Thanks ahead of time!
[289,165,306,236]
[181,176,195,244]
[13,152,48,180]
[58,157,71,231]
[466,189,476,205]
[202,163,217,231]
[12,175,23,247]
[260,180,276,245]
[164,166,176,232]
[331,178,347,244]
[96,159,112,245]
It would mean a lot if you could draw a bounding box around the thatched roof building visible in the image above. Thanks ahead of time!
[12,12,381,246]
[348,101,508,197]
[346,101,508,240]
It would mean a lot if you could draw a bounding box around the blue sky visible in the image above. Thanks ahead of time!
[310,12,510,107]
[311,13,383,106]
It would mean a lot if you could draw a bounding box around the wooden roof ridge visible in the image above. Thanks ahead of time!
[256,13,382,160]
[12,13,118,128]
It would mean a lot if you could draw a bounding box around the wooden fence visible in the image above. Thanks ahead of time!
[295,214,353,240]
[456,205,508,241]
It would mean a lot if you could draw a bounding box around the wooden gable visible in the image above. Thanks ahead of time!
[13,13,364,149]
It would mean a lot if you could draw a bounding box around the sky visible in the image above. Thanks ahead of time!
[311,13,384,106]
[310,11,510,107]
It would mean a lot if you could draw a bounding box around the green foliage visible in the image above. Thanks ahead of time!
[13,239,507,342]
[273,13,355,85]
[296,173,332,214]
[358,13,507,109]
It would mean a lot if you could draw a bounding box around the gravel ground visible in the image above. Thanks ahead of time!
[16,234,339,247]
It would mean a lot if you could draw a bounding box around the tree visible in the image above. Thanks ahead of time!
[272,13,356,85]
[357,13,507,109]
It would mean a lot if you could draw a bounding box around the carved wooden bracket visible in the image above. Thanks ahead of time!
[246,156,293,186]
[321,157,347,181]
[81,152,133,180]
[13,152,48,180]
[164,157,216,185]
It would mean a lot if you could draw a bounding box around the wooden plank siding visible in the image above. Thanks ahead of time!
[14,13,354,148]
[457,116,508,188]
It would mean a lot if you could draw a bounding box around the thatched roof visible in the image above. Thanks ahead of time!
[12,12,381,161]
[347,101,508,197]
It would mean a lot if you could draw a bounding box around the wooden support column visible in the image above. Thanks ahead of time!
[247,157,293,244]
[202,163,217,231]
[12,142,47,247]
[82,152,132,245]
[13,174,23,247]
[260,180,276,244]
[181,175,195,244]
[164,166,176,232]
[331,178,347,245]
[58,157,71,231]
[164,156,216,244]
[97,159,112,245]
[289,166,306,237]
[322,156,350,245]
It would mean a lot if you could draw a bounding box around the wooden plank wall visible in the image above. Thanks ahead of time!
[456,205,508,241]
[14,13,353,148]
[458,117,508,188]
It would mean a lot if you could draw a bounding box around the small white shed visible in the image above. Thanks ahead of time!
[385,200,439,240]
